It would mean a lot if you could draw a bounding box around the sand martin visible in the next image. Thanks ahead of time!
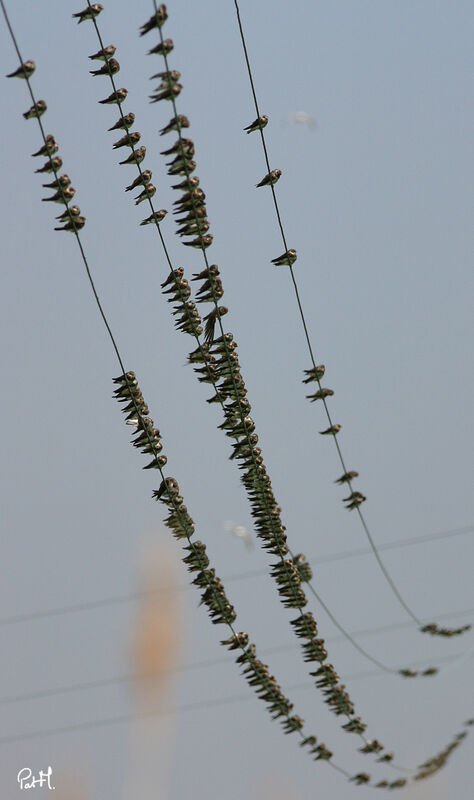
[31,135,58,157]
[56,205,81,220]
[42,186,75,204]
[182,233,213,249]
[54,216,86,232]
[108,112,135,131]
[125,169,152,191]
[43,173,71,190]
[149,83,182,103]
[23,100,47,119]
[271,248,297,266]
[35,156,63,174]
[73,4,103,23]
[319,424,341,435]
[159,114,190,135]
[134,183,156,204]
[113,130,141,149]
[6,60,35,79]
[302,365,325,383]
[140,6,168,35]
[256,169,281,187]
[140,209,168,225]
[90,58,120,77]
[119,145,146,165]
[89,45,116,61]
[148,38,173,56]
[99,88,128,105]
[244,114,268,134]
[306,387,334,401]
[335,471,359,485]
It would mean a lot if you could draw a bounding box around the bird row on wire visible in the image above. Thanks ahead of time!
[7,60,85,232]
[141,11,399,757]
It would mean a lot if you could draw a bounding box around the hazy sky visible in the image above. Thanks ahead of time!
[1,1,473,798]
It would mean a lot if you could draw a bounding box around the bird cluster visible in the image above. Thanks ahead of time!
[419,622,471,638]
[398,667,438,679]
[303,366,367,512]
[143,7,214,253]
[414,722,471,782]
[7,60,85,233]
[79,5,166,221]
[113,371,167,470]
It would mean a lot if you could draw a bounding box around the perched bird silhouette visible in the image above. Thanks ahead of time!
[256,168,281,187]
[192,265,219,281]
[302,365,325,383]
[43,174,71,190]
[140,6,168,36]
[244,114,268,134]
[161,137,194,157]
[150,83,182,103]
[319,424,341,435]
[113,131,141,149]
[119,145,146,165]
[56,205,81,221]
[335,471,359,485]
[148,39,173,56]
[6,60,35,79]
[307,387,334,401]
[151,69,180,87]
[160,114,190,135]
[108,112,135,131]
[35,156,63,174]
[55,216,86,232]
[99,88,128,105]
[73,4,103,23]
[42,186,75,204]
[168,159,196,177]
[183,233,213,249]
[23,100,46,119]
[90,58,120,77]
[204,306,228,343]
[172,175,199,190]
[89,44,116,61]
[135,184,156,205]
[271,248,297,266]
[161,267,184,288]
[140,209,168,225]
[125,170,152,192]
[31,135,58,158]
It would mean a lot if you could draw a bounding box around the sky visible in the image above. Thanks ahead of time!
[1,1,473,798]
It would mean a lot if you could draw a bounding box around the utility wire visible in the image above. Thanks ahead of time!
[1,524,470,627]
[0,650,469,746]
[232,0,467,634]
[1,613,472,708]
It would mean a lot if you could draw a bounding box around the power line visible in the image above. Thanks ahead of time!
[1,524,471,627]
[232,0,470,637]
[1,607,472,707]
[0,650,469,746]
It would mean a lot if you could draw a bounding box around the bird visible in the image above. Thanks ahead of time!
[176,207,207,225]
[160,114,190,135]
[167,159,196,177]
[31,135,58,158]
[335,471,359,485]
[271,248,297,266]
[171,175,199,191]
[306,387,334,401]
[140,209,168,225]
[125,170,152,192]
[54,215,86,232]
[192,265,219,281]
[90,58,120,77]
[153,476,180,502]
[43,173,71,190]
[98,88,128,105]
[23,100,47,119]
[149,84,182,103]
[150,69,180,85]
[177,220,210,237]
[134,184,156,204]
[6,60,35,79]
[183,233,213,249]
[72,4,103,23]
[244,114,268,134]
[42,186,75,204]
[140,6,168,35]
[161,267,184,288]
[204,306,228,343]
[119,145,146,165]
[35,156,63,174]
[56,205,81,220]
[319,424,341,436]
[302,365,325,383]
[148,39,173,56]
[89,45,116,61]
[161,137,194,157]
[172,187,205,206]
[112,131,141,149]
[345,494,366,510]
[256,168,281,187]
[108,112,135,131]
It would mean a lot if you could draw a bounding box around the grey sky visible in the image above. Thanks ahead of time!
[1,1,473,798]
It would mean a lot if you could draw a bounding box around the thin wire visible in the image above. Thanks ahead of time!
[1,620,472,708]
[1,524,470,627]
[0,650,470,746]
[232,0,452,630]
